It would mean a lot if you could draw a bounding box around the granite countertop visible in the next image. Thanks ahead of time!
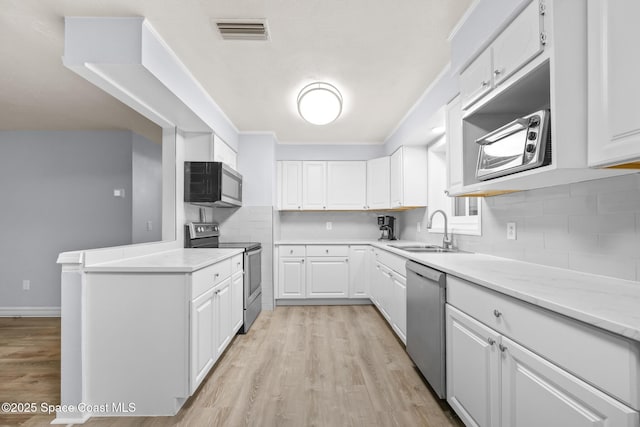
[84,248,244,273]
[275,239,640,342]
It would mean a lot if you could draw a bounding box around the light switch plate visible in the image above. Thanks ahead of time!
[507,222,517,240]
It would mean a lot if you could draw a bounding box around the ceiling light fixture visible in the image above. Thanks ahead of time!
[297,82,343,125]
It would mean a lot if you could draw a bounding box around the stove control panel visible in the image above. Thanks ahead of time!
[188,222,220,239]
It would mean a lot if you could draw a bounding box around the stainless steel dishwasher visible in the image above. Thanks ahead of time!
[406,260,446,399]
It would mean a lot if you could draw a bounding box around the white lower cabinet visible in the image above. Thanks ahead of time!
[306,257,349,298]
[191,288,216,392]
[390,270,406,344]
[189,259,243,394]
[279,257,306,298]
[214,277,232,356]
[231,271,243,332]
[348,245,370,298]
[446,305,639,427]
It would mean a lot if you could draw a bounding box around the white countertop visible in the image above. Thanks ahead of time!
[275,240,640,342]
[84,248,244,273]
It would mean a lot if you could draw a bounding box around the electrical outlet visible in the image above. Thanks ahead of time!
[146,220,153,231]
[22,279,30,291]
[507,222,517,240]
[326,221,332,230]
[417,222,421,233]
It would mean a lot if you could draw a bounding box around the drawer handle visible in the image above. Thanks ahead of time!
[302,259,305,264]
[325,249,329,254]
[498,344,507,353]
[487,338,495,346]
[298,206,301,209]
[290,249,293,254]
[493,309,502,318]
[214,273,220,278]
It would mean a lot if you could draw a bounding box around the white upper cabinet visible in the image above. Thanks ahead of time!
[366,156,390,210]
[459,0,544,111]
[280,161,303,210]
[459,49,493,110]
[327,161,367,210]
[302,161,327,210]
[491,0,544,86]
[588,0,640,168]
[448,0,629,197]
[390,146,428,208]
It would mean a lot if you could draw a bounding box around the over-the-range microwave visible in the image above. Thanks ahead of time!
[475,110,551,181]
[184,161,242,207]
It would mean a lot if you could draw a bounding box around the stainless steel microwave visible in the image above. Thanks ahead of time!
[184,161,242,207]
[475,110,551,181]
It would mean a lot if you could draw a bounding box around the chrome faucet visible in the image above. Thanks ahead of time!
[427,210,453,249]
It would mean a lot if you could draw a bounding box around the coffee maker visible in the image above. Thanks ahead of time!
[378,215,397,240]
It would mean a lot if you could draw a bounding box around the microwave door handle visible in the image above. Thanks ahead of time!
[476,118,529,146]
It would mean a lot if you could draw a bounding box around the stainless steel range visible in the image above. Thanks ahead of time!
[185,222,262,333]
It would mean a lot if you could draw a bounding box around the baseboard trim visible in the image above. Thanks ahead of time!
[0,307,61,317]
[276,298,372,306]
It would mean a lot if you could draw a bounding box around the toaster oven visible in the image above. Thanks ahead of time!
[475,110,551,181]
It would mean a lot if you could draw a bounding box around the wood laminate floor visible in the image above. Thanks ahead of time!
[0,306,462,427]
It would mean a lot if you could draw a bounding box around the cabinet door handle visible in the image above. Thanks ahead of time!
[345,258,349,263]
[215,289,221,295]
[481,80,489,87]
[493,309,502,318]
[214,273,220,278]
[298,206,301,209]
[325,249,329,254]
[487,338,496,346]
[302,259,305,264]
[290,249,293,254]
[498,344,507,353]
[323,206,326,209]
[494,69,502,77]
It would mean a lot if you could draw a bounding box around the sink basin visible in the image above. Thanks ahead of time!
[388,244,463,253]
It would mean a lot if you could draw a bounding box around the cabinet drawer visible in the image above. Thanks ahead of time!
[306,245,349,257]
[279,245,306,257]
[447,275,640,410]
[374,248,406,276]
[192,259,231,299]
[231,254,243,274]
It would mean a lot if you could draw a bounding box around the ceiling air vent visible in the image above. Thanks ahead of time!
[215,20,269,41]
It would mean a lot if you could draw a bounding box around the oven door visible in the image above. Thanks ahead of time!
[244,247,262,308]
[475,110,550,181]
[476,121,529,181]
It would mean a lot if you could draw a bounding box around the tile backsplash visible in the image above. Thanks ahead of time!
[401,173,640,282]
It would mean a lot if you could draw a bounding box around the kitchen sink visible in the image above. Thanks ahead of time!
[388,244,463,253]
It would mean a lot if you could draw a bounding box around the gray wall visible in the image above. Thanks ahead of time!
[132,132,162,243]
[0,131,138,309]
[400,173,640,282]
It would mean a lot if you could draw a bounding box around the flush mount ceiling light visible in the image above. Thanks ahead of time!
[297,82,343,125]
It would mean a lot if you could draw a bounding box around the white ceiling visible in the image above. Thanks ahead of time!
[0,0,472,145]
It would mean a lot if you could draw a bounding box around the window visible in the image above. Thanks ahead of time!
[426,137,482,236]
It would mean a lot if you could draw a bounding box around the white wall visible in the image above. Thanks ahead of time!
[0,130,146,309]
[401,174,640,282]
[238,133,277,206]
